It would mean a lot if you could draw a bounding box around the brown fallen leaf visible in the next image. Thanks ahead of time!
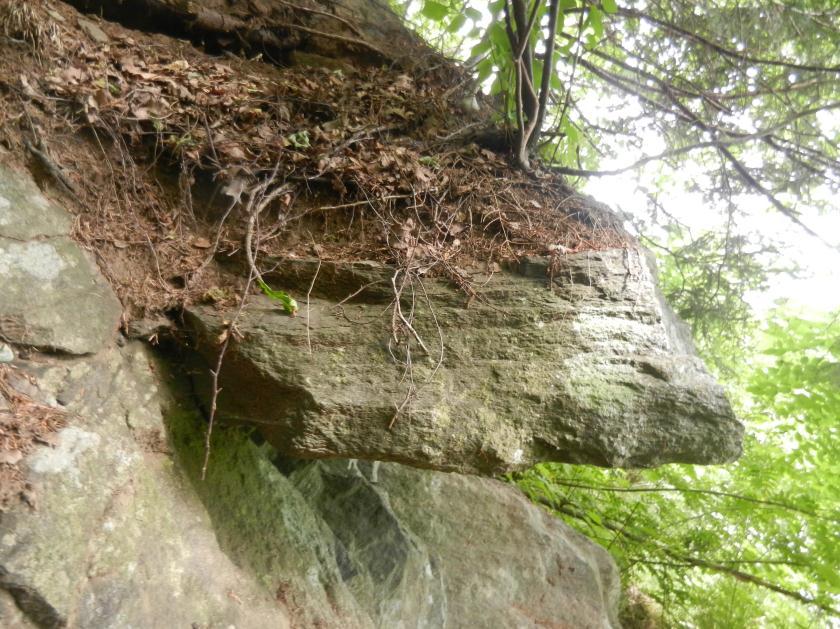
[0,450,23,465]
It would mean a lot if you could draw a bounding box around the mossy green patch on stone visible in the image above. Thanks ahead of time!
[165,404,371,628]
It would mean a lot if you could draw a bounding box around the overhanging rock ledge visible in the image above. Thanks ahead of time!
[185,249,743,475]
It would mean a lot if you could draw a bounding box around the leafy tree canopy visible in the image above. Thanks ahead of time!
[397,0,839,217]
[394,0,839,347]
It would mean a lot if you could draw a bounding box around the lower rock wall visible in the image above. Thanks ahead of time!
[0,344,290,629]
[0,341,621,628]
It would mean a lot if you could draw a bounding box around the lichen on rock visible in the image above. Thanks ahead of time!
[0,165,121,355]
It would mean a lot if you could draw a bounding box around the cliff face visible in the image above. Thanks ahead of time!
[0,162,620,627]
[0,1,742,626]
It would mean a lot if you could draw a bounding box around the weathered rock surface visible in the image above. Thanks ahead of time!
[0,161,621,628]
[0,342,621,628]
[0,345,289,629]
[171,382,622,628]
[0,165,121,354]
[185,253,743,475]
[288,459,621,629]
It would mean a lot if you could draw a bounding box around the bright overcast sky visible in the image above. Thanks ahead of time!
[584,149,840,316]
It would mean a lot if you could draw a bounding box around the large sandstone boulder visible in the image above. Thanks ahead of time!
[185,253,743,475]
[0,161,621,628]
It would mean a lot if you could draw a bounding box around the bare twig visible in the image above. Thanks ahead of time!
[391,268,430,355]
[23,139,79,197]
[305,258,322,355]
[202,170,286,479]
[334,279,386,307]
[270,20,388,59]
[200,266,255,481]
[317,194,409,211]
[274,0,365,37]
[144,233,165,287]
[550,478,827,520]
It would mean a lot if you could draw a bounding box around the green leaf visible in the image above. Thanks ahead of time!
[489,75,503,96]
[421,0,449,21]
[447,13,467,33]
[563,119,579,145]
[470,37,492,58]
[588,7,604,40]
[556,40,574,57]
[488,21,510,54]
[464,7,483,21]
[602,0,618,14]
[476,58,494,84]
[257,278,298,315]
[286,130,310,149]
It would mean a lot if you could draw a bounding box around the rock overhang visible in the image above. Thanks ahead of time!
[184,249,744,475]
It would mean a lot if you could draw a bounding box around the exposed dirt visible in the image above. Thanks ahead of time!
[0,0,630,322]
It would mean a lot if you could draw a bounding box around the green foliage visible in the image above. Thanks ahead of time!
[257,278,298,315]
[285,130,310,150]
[653,227,777,372]
[420,1,450,21]
[405,0,603,166]
[399,0,840,226]
[394,3,840,623]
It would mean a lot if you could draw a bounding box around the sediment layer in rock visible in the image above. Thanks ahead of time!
[186,253,743,475]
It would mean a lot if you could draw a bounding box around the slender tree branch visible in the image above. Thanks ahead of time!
[719,146,831,247]
[539,498,839,616]
[528,0,561,152]
[615,7,840,74]
[549,478,829,520]
[638,559,809,568]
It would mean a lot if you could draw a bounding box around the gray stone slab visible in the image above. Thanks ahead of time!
[0,165,121,354]
[0,165,71,241]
